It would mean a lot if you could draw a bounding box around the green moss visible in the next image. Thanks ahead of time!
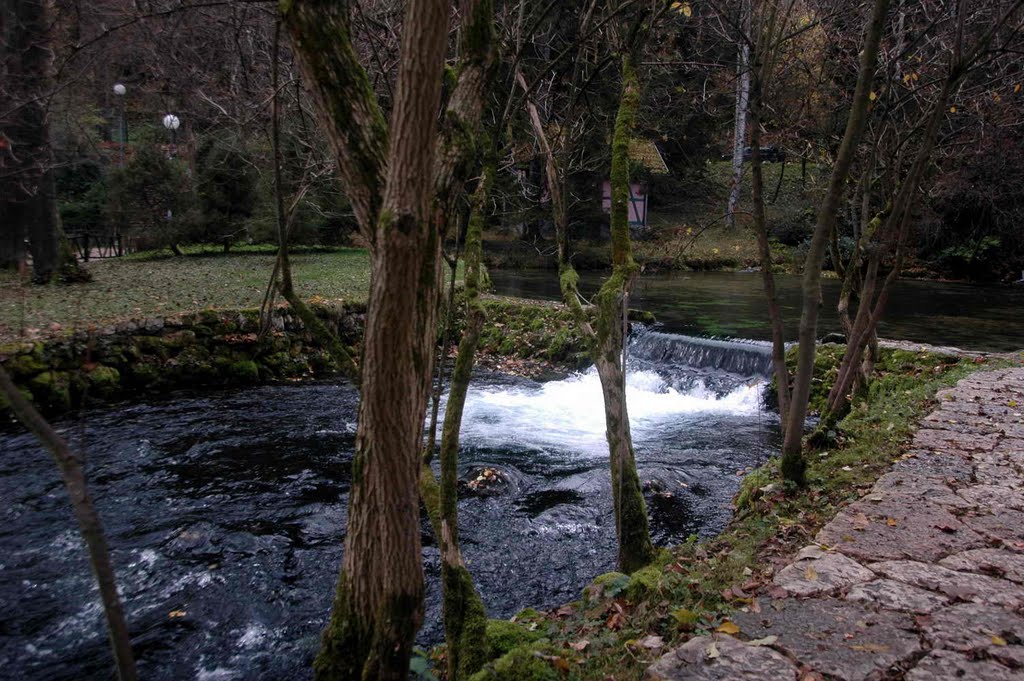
[467,643,563,681]
[85,365,121,399]
[625,564,662,599]
[128,361,161,389]
[134,335,169,359]
[28,371,72,411]
[484,620,543,661]
[3,351,49,377]
[0,384,34,411]
[583,572,630,603]
[226,360,260,384]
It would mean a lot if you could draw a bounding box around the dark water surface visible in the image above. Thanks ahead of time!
[489,270,1024,352]
[0,332,778,680]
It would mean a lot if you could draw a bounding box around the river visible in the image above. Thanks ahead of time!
[489,270,1024,352]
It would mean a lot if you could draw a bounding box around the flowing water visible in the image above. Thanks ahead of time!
[489,270,1024,352]
[0,330,778,680]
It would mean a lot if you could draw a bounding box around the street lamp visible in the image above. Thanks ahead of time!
[112,83,126,168]
[162,113,181,154]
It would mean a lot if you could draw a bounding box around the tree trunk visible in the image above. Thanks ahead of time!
[269,20,360,386]
[825,76,954,420]
[596,57,655,574]
[748,70,791,427]
[726,2,751,230]
[434,171,491,680]
[305,0,450,676]
[2,0,64,283]
[0,368,137,681]
[780,0,890,486]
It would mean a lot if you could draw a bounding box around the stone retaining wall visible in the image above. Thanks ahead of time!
[0,296,590,420]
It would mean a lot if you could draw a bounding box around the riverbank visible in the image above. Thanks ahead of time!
[461,346,1024,681]
[0,295,589,420]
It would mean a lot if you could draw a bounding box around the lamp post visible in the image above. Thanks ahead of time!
[112,83,126,168]
[162,113,180,157]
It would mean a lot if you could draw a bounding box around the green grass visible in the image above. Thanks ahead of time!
[635,160,824,271]
[468,346,1018,680]
[0,248,372,341]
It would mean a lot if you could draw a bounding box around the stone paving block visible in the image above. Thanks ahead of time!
[923,602,1024,668]
[975,464,1024,488]
[845,578,950,613]
[905,650,1024,681]
[891,450,975,481]
[731,598,921,681]
[920,413,1003,435]
[869,472,974,509]
[870,560,1024,608]
[773,546,875,597]
[962,508,1024,545]
[644,634,799,681]
[997,438,1024,456]
[816,498,985,563]
[913,428,999,452]
[958,484,1024,510]
[939,548,1024,584]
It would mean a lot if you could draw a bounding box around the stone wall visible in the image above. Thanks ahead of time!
[0,303,365,418]
[0,296,592,420]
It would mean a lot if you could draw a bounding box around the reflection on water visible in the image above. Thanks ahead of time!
[0,332,779,680]
[489,269,1024,352]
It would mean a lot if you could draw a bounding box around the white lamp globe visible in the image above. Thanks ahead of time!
[113,83,126,96]
[162,114,181,130]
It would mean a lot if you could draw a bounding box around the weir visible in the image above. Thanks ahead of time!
[628,328,774,379]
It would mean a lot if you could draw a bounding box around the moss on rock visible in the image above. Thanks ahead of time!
[28,371,72,411]
[227,360,260,384]
[484,619,544,662]
[468,643,564,681]
[85,365,121,399]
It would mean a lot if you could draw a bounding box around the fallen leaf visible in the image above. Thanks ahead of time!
[748,635,778,646]
[716,621,741,635]
[569,639,589,651]
[886,518,898,527]
[706,641,720,659]
[606,611,625,630]
[992,635,1008,646]
[804,565,819,582]
[168,610,187,618]
[636,635,664,650]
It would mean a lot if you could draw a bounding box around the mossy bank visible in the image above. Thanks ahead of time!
[0,296,589,421]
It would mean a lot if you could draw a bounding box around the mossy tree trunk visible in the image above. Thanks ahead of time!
[433,169,492,680]
[780,0,890,486]
[520,49,654,574]
[285,0,451,678]
[0,367,137,681]
[595,57,656,574]
[419,3,496,677]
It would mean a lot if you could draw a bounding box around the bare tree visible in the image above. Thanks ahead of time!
[780,0,890,485]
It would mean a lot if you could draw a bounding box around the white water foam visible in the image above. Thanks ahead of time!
[457,368,762,456]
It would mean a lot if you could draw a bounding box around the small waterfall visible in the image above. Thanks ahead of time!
[628,328,774,379]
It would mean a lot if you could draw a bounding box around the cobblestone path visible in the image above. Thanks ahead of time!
[647,367,1024,680]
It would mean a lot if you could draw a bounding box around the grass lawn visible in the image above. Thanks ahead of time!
[0,248,372,341]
